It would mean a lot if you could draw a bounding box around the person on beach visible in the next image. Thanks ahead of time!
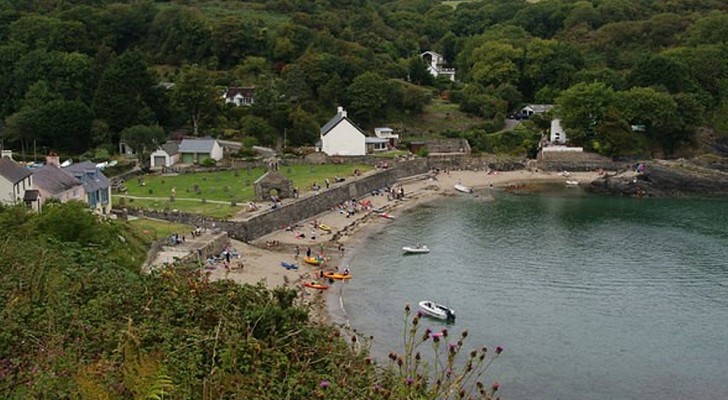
[306,247,312,258]
[295,246,300,259]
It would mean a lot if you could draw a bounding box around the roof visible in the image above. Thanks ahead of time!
[320,114,367,137]
[161,141,179,156]
[223,87,256,100]
[0,156,32,183]
[421,50,443,59]
[524,104,554,113]
[365,137,389,144]
[63,161,109,193]
[179,138,218,153]
[32,164,83,195]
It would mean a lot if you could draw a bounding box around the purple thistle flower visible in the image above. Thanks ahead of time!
[320,380,330,389]
[406,377,414,386]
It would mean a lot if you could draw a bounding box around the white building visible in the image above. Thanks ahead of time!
[519,104,569,144]
[0,156,34,208]
[374,127,399,147]
[320,107,366,156]
[420,51,456,82]
[178,138,224,164]
[150,141,180,169]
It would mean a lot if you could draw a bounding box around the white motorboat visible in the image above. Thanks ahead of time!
[418,300,456,321]
[402,245,429,254]
[565,180,579,187]
[454,183,473,193]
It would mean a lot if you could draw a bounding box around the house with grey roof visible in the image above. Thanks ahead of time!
[222,87,256,106]
[150,141,180,169]
[178,138,223,164]
[63,161,112,214]
[0,156,35,208]
[319,107,366,156]
[32,154,85,207]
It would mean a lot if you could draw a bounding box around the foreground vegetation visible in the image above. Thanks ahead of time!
[0,202,502,398]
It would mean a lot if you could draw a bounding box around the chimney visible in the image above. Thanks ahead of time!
[46,151,60,167]
[337,106,347,118]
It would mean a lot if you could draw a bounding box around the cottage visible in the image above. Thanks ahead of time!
[150,141,180,169]
[32,154,86,209]
[222,87,256,106]
[0,156,35,208]
[517,104,568,144]
[178,138,224,164]
[374,127,399,148]
[63,161,112,214]
[319,107,366,156]
[420,51,456,82]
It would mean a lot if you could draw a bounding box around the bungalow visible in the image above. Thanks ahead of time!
[366,137,390,153]
[150,141,180,169]
[222,87,256,106]
[374,127,399,148]
[0,156,37,210]
[420,51,456,82]
[178,138,224,164]
[63,161,112,214]
[32,154,86,208]
[320,107,366,156]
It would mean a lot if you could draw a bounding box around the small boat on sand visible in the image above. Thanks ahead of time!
[281,262,299,270]
[379,213,395,220]
[454,183,473,193]
[565,180,579,187]
[304,282,330,290]
[318,224,332,232]
[323,271,352,280]
[402,245,430,254]
[419,300,456,321]
[303,256,324,266]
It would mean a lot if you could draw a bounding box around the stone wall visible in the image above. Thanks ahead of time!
[427,154,525,171]
[125,158,430,242]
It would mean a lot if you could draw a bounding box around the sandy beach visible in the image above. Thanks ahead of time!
[207,169,601,316]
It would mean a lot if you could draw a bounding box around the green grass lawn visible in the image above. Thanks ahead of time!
[116,164,373,217]
[127,218,194,242]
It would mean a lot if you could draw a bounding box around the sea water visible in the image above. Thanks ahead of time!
[331,189,728,400]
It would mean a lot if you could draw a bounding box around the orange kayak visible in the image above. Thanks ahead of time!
[323,271,352,280]
[304,282,330,290]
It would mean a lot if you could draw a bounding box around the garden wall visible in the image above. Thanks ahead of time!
[125,158,429,242]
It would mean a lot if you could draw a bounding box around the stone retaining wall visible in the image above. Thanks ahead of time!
[125,159,430,242]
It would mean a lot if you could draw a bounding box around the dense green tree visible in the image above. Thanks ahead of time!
[120,124,166,170]
[556,82,616,144]
[148,5,210,65]
[93,50,159,136]
[346,72,390,125]
[407,56,434,86]
[628,54,697,94]
[686,11,728,45]
[470,41,520,88]
[171,65,220,136]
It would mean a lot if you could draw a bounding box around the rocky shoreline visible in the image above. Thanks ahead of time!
[587,159,728,197]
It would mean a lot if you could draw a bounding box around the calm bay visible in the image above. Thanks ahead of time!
[331,189,728,400]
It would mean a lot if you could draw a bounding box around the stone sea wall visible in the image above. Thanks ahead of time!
[124,158,429,242]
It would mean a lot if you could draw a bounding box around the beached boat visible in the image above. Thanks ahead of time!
[402,245,430,254]
[565,180,579,187]
[454,183,473,193]
[379,213,396,220]
[303,256,324,266]
[323,271,352,280]
[418,300,456,321]
[304,282,330,290]
[281,261,299,270]
[318,224,332,232]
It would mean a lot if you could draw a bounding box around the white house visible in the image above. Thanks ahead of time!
[178,138,224,164]
[518,104,569,144]
[374,127,399,148]
[420,51,456,82]
[320,107,366,156]
[222,87,256,106]
[0,156,34,208]
[150,141,180,169]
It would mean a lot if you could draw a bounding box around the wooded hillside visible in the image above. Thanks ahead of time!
[1,0,727,158]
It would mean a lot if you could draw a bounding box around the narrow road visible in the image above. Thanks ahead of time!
[115,194,233,205]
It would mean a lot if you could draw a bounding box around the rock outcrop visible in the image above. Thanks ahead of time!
[588,160,728,197]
